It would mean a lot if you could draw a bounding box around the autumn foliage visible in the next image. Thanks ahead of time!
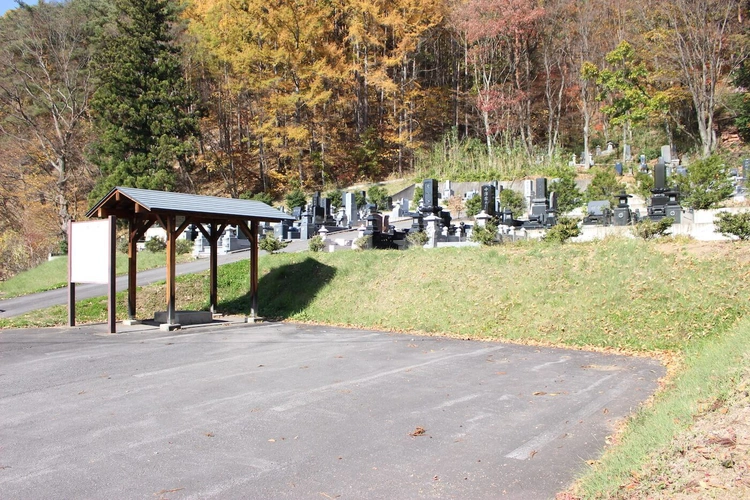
[0,0,747,276]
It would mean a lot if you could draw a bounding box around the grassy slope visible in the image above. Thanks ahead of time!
[2,237,749,498]
[575,316,750,497]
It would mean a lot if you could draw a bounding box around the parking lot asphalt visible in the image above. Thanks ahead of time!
[0,321,664,499]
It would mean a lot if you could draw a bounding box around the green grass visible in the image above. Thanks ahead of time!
[573,318,750,498]
[2,237,749,498]
[3,239,749,352]
[0,251,194,299]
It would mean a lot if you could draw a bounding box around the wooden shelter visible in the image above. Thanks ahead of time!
[87,187,295,327]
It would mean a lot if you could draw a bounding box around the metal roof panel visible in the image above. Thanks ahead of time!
[87,186,295,222]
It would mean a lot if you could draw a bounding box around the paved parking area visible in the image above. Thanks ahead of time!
[0,322,664,499]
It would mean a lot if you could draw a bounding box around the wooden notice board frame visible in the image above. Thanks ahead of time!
[68,216,117,333]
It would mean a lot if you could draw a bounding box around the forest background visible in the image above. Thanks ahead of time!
[1,0,750,279]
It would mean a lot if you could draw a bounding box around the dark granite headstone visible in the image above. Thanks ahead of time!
[614,162,623,176]
[481,185,496,216]
[422,179,439,213]
[530,177,548,221]
[653,163,666,192]
[535,177,547,199]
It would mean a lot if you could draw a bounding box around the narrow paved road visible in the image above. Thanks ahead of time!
[0,250,256,318]
[0,225,380,319]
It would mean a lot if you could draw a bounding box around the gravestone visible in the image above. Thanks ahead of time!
[614,162,623,176]
[443,180,453,200]
[624,144,631,160]
[481,184,496,216]
[491,181,503,214]
[422,179,439,215]
[400,198,410,215]
[364,205,380,235]
[274,221,289,239]
[529,177,548,221]
[648,162,682,222]
[523,179,534,214]
[546,191,558,227]
[300,209,315,240]
[653,162,667,192]
[411,212,424,232]
[661,145,672,164]
[613,191,632,227]
[583,200,611,225]
[344,192,358,227]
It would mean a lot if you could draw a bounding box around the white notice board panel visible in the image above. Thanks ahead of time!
[70,219,111,284]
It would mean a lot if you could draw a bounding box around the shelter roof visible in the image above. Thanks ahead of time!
[86,186,294,223]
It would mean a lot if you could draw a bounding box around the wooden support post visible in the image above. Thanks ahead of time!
[250,220,259,319]
[165,215,177,326]
[127,218,137,320]
[67,220,75,327]
[207,222,227,315]
[107,215,117,334]
[209,223,218,314]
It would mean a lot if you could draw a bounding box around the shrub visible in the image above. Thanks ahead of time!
[308,235,326,252]
[285,188,307,211]
[259,235,289,254]
[542,217,581,243]
[634,170,654,201]
[547,166,583,213]
[446,195,465,218]
[354,191,367,209]
[406,230,428,248]
[176,238,193,255]
[675,155,734,209]
[633,217,674,240]
[367,184,389,210]
[499,188,526,216]
[715,211,750,240]
[240,191,274,205]
[55,239,68,255]
[353,235,371,250]
[470,220,498,246]
[465,194,482,217]
[413,185,423,207]
[585,166,626,206]
[117,236,129,254]
[144,236,166,252]
[326,189,343,209]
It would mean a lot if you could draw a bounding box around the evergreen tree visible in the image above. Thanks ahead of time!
[90,0,200,199]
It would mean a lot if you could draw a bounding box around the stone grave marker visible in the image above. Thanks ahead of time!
[344,192,358,227]
[481,184,496,216]
[661,145,672,164]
